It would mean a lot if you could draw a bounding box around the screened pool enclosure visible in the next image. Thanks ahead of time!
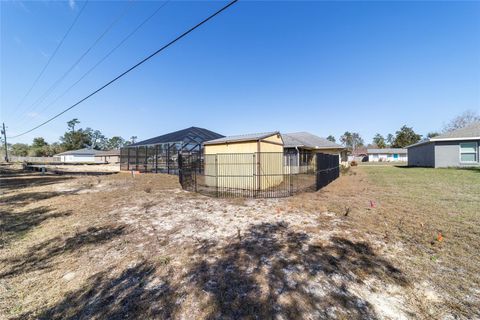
[119,127,224,173]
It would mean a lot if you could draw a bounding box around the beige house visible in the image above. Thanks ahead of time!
[203,132,284,190]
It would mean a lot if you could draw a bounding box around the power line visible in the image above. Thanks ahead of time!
[30,0,171,126]
[11,0,135,126]
[10,0,88,118]
[7,0,239,139]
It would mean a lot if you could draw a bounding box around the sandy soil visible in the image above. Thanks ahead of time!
[0,163,477,319]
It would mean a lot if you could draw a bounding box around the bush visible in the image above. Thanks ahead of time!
[350,160,358,166]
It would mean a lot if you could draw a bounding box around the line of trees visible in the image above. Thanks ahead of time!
[4,119,136,157]
[327,110,479,150]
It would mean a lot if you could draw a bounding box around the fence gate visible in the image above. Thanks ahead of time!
[178,153,201,192]
[316,153,340,190]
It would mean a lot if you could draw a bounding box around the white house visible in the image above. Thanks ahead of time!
[367,148,408,162]
[55,148,103,163]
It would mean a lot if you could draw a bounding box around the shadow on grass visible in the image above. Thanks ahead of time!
[2,191,67,205]
[0,206,72,248]
[0,225,126,278]
[14,222,412,319]
[190,222,410,319]
[0,175,73,191]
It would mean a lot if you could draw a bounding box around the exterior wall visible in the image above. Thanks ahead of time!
[434,140,480,168]
[369,153,408,162]
[407,143,435,167]
[204,141,258,155]
[60,155,96,163]
[204,134,284,190]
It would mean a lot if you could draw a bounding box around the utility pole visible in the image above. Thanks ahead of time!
[1,123,8,162]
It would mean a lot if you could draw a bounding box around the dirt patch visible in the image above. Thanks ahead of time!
[1,164,477,319]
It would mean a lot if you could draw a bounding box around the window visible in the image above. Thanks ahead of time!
[460,142,478,163]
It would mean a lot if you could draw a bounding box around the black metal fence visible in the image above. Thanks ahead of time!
[179,152,339,198]
[120,144,192,174]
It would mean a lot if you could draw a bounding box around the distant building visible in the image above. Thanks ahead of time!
[94,150,120,164]
[407,122,479,168]
[367,148,408,162]
[55,148,103,163]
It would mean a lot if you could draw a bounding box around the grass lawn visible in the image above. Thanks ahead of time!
[1,163,479,319]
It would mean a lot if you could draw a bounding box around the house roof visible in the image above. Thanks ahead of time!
[95,149,120,156]
[282,132,344,150]
[203,132,280,145]
[430,122,480,141]
[130,127,224,147]
[367,148,407,154]
[55,148,103,156]
[407,122,480,148]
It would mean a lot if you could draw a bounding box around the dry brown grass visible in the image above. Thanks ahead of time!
[1,164,478,319]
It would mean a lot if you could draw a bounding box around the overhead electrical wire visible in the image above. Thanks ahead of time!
[10,0,89,119]
[11,0,135,126]
[30,0,171,125]
[8,0,239,139]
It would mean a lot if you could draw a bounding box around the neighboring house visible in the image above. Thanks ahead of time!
[367,148,408,162]
[282,132,346,167]
[94,149,120,164]
[203,132,284,190]
[120,127,224,173]
[407,122,480,168]
[348,147,368,162]
[55,148,103,163]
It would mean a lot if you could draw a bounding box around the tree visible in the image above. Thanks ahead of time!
[326,135,336,143]
[386,133,394,146]
[372,134,386,148]
[427,132,440,139]
[29,137,50,157]
[130,136,137,144]
[340,131,364,152]
[60,129,92,151]
[391,125,421,148]
[11,143,29,156]
[85,128,107,150]
[67,118,80,133]
[442,110,480,132]
[106,136,126,149]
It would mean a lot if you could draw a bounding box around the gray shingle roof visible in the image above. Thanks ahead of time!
[367,148,407,154]
[431,122,480,140]
[282,132,344,149]
[55,148,104,156]
[204,132,280,145]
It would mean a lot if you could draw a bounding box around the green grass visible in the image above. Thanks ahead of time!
[357,166,480,316]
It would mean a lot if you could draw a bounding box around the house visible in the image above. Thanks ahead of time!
[282,132,346,171]
[119,127,224,173]
[55,148,103,163]
[407,122,480,168]
[94,149,120,164]
[203,132,284,190]
[367,148,408,162]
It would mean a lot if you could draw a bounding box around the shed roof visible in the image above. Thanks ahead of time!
[55,148,103,156]
[204,132,280,145]
[282,132,344,150]
[130,127,224,147]
[431,122,480,141]
[367,148,407,154]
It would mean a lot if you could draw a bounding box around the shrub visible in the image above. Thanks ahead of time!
[350,160,358,166]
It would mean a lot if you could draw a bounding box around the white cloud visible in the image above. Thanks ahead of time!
[69,0,75,10]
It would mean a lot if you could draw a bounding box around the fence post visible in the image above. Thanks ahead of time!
[215,154,218,197]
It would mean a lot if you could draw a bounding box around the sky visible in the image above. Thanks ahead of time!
[1,0,479,145]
